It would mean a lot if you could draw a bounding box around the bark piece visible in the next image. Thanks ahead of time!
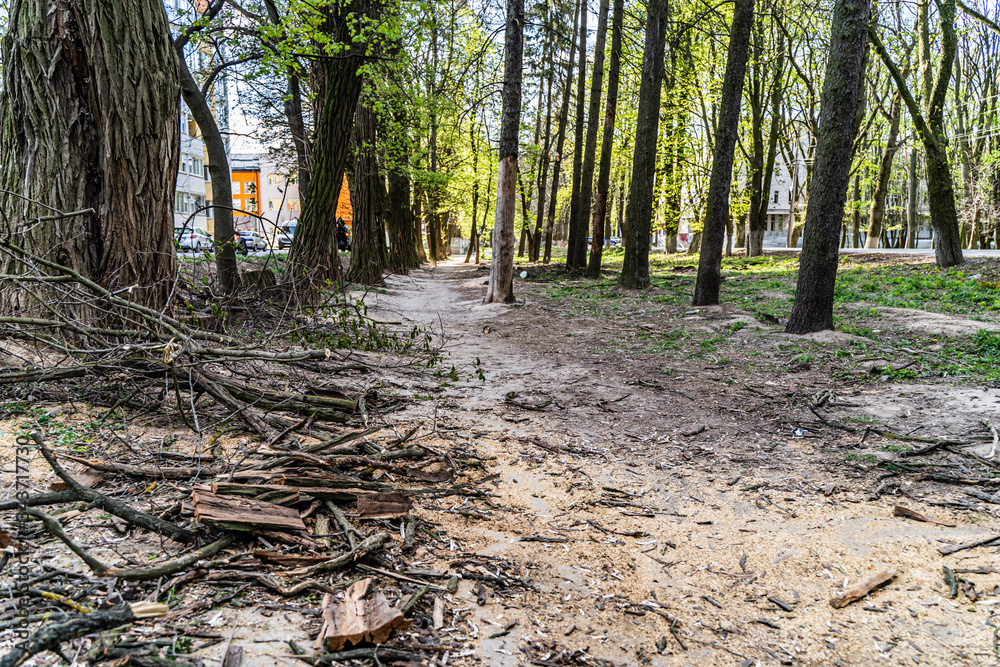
[938,534,1000,555]
[830,569,896,608]
[356,492,412,520]
[192,491,306,532]
[50,466,102,490]
[892,504,956,527]
[313,578,411,652]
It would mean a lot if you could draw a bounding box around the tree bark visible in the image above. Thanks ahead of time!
[531,38,555,262]
[412,182,427,263]
[576,0,610,273]
[566,0,590,270]
[587,0,623,277]
[347,102,386,285]
[484,0,524,304]
[544,0,581,264]
[617,0,669,289]
[692,0,755,305]
[284,0,371,298]
[0,0,180,313]
[905,149,918,248]
[785,0,871,334]
[865,96,901,248]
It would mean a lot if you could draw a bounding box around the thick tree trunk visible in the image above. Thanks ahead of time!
[387,166,418,272]
[617,0,669,289]
[585,0,621,279]
[346,102,386,285]
[577,0,610,275]
[865,100,901,248]
[175,43,238,295]
[284,0,370,298]
[484,0,524,304]
[785,0,871,334]
[924,142,965,265]
[692,0,755,304]
[566,0,590,270]
[544,0,581,264]
[0,0,180,313]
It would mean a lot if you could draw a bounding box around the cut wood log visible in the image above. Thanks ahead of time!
[312,578,411,652]
[356,492,412,519]
[830,569,896,608]
[209,482,359,503]
[192,491,306,532]
[892,504,957,527]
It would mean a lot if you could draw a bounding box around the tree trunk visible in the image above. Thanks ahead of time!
[544,0,581,264]
[412,183,427,263]
[865,99,901,248]
[576,0,610,274]
[617,0,669,289]
[284,0,370,298]
[484,0,524,304]
[566,0,590,270]
[785,0,871,334]
[692,0,755,304]
[386,165,417,272]
[0,0,180,313]
[532,47,555,262]
[586,0,622,278]
[851,174,861,248]
[175,42,238,295]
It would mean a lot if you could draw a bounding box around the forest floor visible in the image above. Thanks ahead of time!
[3,250,1000,666]
[352,252,1000,666]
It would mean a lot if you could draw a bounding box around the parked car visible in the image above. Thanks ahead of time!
[238,230,268,252]
[277,231,294,250]
[175,228,212,252]
[609,236,621,246]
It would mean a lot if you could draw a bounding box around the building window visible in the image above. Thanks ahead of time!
[288,199,301,211]
[268,199,282,211]
[175,193,184,213]
[267,173,282,185]
[773,190,779,204]
[246,198,258,213]
[232,181,241,194]
[233,198,241,210]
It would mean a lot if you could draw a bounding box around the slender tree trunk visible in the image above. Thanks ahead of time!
[175,40,238,294]
[566,0,590,269]
[587,0,623,277]
[851,174,861,247]
[785,0,871,334]
[285,0,371,298]
[865,98,901,248]
[692,0,755,304]
[544,0,581,263]
[0,0,180,313]
[412,183,427,263]
[748,21,784,257]
[532,47,555,261]
[617,0,669,289]
[484,0,524,303]
[576,0,610,273]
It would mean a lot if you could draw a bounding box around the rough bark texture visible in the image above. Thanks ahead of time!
[577,0,610,273]
[617,0,669,289]
[412,185,427,262]
[176,43,238,294]
[543,0,581,264]
[865,96,901,248]
[906,149,918,248]
[484,0,523,304]
[785,0,871,334]
[284,0,371,298]
[566,0,590,270]
[585,0,621,279]
[0,0,180,313]
[347,102,386,285]
[692,0,755,305]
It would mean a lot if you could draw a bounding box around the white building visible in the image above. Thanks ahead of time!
[260,159,301,239]
[174,105,208,233]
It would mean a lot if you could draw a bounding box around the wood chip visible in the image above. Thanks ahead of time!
[830,569,896,609]
[313,578,411,652]
[192,490,306,532]
[892,504,956,527]
[938,534,1000,555]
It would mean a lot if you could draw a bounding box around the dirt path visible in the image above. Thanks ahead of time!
[359,259,1000,666]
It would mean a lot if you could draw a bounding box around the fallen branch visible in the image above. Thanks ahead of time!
[830,569,895,608]
[33,433,196,543]
[0,603,166,667]
[286,532,391,577]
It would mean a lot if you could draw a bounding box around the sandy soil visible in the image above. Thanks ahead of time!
[356,259,1000,666]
